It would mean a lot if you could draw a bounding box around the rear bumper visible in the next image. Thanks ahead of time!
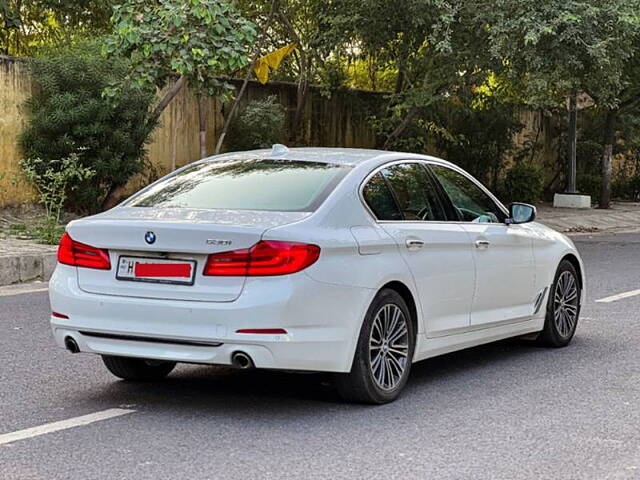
[49,264,373,372]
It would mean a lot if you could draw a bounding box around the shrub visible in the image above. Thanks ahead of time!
[226,96,286,151]
[19,154,95,244]
[500,162,544,204]
[19,40,156,213]
[577,172,601,201]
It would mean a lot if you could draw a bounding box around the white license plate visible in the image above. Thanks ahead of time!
[116,256,196,285]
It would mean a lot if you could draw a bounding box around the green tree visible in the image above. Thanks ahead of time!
[464,0,640,207]
[103,0,256,159]
[0,0,113,56]
[19,41,156,213]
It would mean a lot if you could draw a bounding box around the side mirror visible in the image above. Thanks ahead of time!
[507,203,536,224]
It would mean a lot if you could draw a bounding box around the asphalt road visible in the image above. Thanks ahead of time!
[1,233,639,480]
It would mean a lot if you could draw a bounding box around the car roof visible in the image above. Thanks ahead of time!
[207,146,455,168]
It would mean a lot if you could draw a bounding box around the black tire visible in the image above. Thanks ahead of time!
[537,260,581,348]
[334,288,416,404]
[102,355,176,381]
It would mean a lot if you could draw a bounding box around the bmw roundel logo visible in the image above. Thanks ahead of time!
[144,231,156,245]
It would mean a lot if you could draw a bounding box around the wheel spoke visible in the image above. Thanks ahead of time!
[553,271,580,339]
[368,303,409,391]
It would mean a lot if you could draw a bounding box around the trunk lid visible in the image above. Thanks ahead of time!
[68,207,309,302]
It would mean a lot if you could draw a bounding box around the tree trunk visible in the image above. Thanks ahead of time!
[278,7,307,144]
[214,0,279,154]
[148,76,186,127]
[382,107,418,149]
[394,69,404,94]
[599,109,617,209]
[198,95,207,159]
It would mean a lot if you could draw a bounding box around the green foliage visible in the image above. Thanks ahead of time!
[434,97,523,188]
[577,173,601,201]
[501,162,544,204]
[612,163,640,201]
[103,0,256,99]
[19,41,156,213]
[226,96,286,151]
[0,0,114,56]
[19,154,94,244]
[466,1,640,108]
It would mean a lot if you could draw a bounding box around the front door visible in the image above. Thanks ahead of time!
[428,163,536,327]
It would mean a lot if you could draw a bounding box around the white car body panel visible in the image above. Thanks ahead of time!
[49,147,585,373]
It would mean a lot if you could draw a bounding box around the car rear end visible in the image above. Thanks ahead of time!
[49,155,371,373]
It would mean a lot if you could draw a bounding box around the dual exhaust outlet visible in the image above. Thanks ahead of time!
[65,335,255,370]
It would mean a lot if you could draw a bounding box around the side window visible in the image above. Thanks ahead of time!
[362,172,402,220]
[380,163,446,221]
[429,164,505,223]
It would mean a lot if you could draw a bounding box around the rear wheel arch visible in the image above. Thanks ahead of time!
[379,281,419,335]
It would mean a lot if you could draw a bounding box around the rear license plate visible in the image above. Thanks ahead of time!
[116,256,196,285]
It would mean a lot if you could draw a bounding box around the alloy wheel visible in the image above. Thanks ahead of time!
[553,271,579,338]
[369,303,409,391]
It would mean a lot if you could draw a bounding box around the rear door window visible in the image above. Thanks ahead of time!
[126,159,351,212]
[380,163,446,221]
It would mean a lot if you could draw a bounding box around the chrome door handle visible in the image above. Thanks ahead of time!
[406,239,425,249]
[475,239,490,248]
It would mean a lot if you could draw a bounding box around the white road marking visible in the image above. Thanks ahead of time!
[0,408,135,446]
[595,289,640,303]
[0,285,48,297]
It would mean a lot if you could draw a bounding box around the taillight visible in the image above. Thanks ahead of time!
[203,240,320,276]
[57,232,111,270]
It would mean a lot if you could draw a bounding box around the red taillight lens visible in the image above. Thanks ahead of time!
[203,240,320,276]
[57,232,111,270]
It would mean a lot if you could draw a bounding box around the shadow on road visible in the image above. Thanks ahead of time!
[78,337,556,413]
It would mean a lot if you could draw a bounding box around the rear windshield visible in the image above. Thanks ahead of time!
[125,158,351,212]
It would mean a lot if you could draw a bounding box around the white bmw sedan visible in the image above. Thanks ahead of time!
[49,146,584,403]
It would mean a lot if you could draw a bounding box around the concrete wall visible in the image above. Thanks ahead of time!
[0,55,558,208]
[0,56,381,206]
[0,57,36,206]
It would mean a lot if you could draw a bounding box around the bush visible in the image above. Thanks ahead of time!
[19,154,94,244]
[577,172,601,201]
[226,96,286,151]
[500,162,544,204]
[19,40,156,213]
[612,172,640,201]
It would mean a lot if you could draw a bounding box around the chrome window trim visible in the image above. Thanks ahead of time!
[358,158,510,225]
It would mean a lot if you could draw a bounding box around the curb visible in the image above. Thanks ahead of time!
[0,252,57,286]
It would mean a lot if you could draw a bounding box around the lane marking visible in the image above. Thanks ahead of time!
[0,285,48,297]
[0,408,135,446]
[595,289,640,303]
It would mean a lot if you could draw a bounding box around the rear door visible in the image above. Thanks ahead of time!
[428,163,536,326]
[363,161,476,336]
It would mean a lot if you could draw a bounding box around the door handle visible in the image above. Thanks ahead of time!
[406,239,425,249]
[475,239,490,249]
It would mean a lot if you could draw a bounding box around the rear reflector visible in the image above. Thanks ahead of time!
[203,240,320,276]
[52,312,69,319]
[57,233,111,270]
[236,328,288,335]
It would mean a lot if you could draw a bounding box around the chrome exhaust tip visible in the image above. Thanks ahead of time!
[64,336,80,354]
[231,351,254,369]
